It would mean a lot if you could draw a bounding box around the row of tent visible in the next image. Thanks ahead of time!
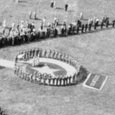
[0,18,115,48]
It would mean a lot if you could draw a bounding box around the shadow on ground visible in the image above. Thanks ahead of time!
[0,66,5,69]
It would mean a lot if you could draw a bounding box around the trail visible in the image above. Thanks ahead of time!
[0,58,77,77]
[0,58,15,69]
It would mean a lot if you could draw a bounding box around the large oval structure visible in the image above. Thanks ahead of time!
[14,48,88,86]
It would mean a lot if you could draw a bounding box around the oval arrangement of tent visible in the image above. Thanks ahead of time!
[15,48,89,86]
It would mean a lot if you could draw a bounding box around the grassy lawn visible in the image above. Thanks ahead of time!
[0,0,115,115]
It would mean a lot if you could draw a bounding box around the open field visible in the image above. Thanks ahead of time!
[0,0,115,115]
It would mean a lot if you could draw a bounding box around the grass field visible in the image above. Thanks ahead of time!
[0,0,115,115]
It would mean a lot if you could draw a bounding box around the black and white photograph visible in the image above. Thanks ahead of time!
[0,0,114,115]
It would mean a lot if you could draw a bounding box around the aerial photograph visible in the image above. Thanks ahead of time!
[0,0,115,115]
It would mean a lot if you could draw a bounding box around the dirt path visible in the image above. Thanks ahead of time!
[0,58,14,69]
[0,58,77,77]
